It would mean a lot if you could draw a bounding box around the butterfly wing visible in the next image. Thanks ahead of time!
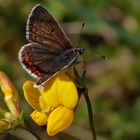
[19,43,76,87]
[26,4,73,50]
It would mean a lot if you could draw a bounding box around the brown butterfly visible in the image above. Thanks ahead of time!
[18,4,84,87]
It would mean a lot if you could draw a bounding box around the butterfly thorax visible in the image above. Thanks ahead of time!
[58,48,84,61]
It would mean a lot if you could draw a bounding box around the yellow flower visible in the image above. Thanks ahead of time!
[23,72,78,136]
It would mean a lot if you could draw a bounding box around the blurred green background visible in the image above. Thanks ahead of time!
[0,0,140,140]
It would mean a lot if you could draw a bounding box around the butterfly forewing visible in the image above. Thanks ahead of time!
[26,4,73,50]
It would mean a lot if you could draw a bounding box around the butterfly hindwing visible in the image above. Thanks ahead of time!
[19,43,76,86]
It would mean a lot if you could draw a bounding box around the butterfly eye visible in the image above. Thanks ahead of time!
[76,48,85,55]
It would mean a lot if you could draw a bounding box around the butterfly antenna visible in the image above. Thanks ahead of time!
[86,51,107,60]
[78,23,107,60]
[77,22,85,47]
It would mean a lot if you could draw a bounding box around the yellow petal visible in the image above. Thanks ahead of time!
[57,73,78,109]
[42,76,60,108]
[39,95,51,112]
[47,106,73,136]
[42,73,78,109]
[23,81,41,111]
[30,111,48,126]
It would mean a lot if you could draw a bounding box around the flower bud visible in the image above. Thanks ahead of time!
[0,72,21,117]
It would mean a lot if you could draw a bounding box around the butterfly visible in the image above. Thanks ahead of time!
[18,4,84,87]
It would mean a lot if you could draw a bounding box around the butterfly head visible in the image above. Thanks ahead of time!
[75,48,85,55]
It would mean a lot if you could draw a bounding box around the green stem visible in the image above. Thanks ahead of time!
[82,89,97,140]
[74,68,97,140]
